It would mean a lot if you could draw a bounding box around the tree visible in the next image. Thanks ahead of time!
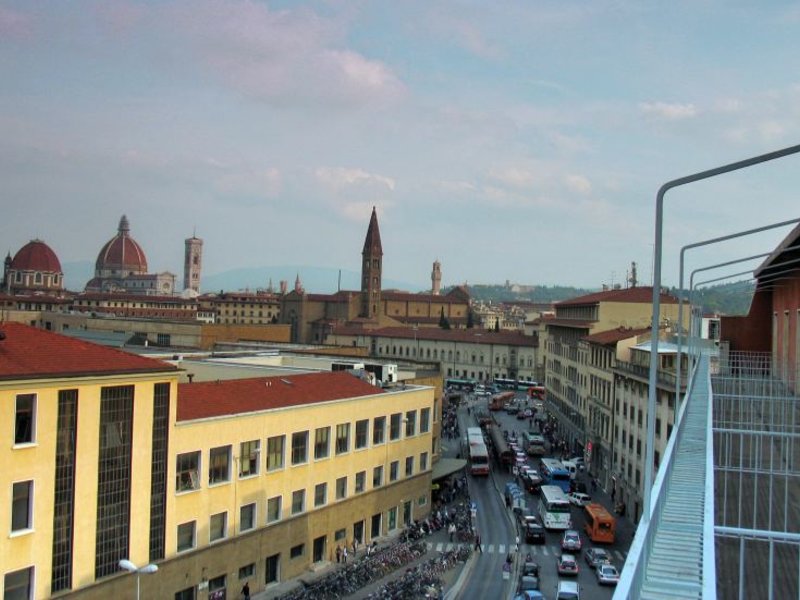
[439,307,451,330]
[494,320,500,332]
[466,310,475,329]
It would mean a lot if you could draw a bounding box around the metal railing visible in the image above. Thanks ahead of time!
[615,348,800,599]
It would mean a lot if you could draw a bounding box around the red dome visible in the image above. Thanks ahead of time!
[95,215,148,273]
[11,239,62,273]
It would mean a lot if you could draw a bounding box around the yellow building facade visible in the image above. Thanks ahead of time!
[0,322,179,600]
[1,323,434,600]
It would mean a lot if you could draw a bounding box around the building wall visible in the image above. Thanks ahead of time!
[720,290,773,353]
[198,324,291,350]
[770,277,800,388]
[1,372,178,599]
[158,385,434,599]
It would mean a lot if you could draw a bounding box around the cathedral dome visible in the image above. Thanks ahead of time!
[11,239,62,273]
[95,215,148,275]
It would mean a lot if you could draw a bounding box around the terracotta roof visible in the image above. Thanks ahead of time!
[0,322,177,381]
[177,371,385,421]
[10,240,62,273]
[330,326,537,347]
[583,326,650,345]
[95,215,148,273]
[383,291,466,303]
[77,292,195,304]
[556,286,678,306]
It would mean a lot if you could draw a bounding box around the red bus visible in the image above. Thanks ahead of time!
[527,386,545,401]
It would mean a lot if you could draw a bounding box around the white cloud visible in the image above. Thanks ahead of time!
[639,101,698,120]
[315,167,395,192]
[565,174,592,194]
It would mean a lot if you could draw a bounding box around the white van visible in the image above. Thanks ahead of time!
[562,460,578,480]
[556,580,580,600]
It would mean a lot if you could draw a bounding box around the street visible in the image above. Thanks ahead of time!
[452,390,634,600]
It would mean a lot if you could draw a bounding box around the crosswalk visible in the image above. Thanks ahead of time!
[426,541,627,563]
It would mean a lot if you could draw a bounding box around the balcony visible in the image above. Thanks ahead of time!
[615,350,800,599]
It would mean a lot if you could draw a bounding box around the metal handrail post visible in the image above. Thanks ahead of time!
[646,143,800,522]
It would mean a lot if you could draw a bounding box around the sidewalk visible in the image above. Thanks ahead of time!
[251,525,473,600]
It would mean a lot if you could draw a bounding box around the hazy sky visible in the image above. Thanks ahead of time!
[2,1,800,291]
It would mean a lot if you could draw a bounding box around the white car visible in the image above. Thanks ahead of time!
[567,492,591,507]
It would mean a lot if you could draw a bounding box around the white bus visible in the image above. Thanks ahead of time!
[538,485,572,530]
[466,427,490,476]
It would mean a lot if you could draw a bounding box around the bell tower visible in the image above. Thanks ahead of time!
[183,234,203,293]
[361,206,383,319]
[431,260,441,295]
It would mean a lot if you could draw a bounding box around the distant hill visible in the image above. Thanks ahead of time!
[61,261,754,315]
[447,283,595,304]
[202,266,424,295]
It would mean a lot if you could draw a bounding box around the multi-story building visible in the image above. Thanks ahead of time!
[1,322,180,599]
[326,326,539,384]
[581,326,649,489]
[200,291,281,326]
[1,322,435,600]
[544,286,681,457]
[610,340,686,522]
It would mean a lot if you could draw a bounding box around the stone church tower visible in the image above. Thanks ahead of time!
[183,234,203,293]
[360,206,383,319]
[431,260,442,295]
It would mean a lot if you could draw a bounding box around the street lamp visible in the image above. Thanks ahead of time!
[119,559,158,600]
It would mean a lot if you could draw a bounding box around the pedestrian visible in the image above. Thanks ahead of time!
[611,487,616,502]
[474,533,483,553]
[515,535,520,553]
[335,544,342,564]
[343,546,348,563]
[448,522,456,542]
[241,581,250,600]
[353,538,358,554]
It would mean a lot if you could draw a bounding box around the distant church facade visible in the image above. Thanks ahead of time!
[280,207,470,343]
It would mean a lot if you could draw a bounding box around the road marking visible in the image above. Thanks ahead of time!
[487,544,495,553]
[497,544,506,554]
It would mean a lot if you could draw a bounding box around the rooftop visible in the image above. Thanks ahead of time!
[0,322,177,380]
[177,370,385,421]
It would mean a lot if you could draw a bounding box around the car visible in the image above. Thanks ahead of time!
[505,403,520,415]
[521,559,540,577]
[569,480,589,494]
[556,580,580,600]
[567,492,591,507]
[569,456,586,470]
[520,515,546,544]
[515,452,528,466]
[561,530,582,552]
[513,592,545,600]
[596,563,620,585]
[518,574,540,592]
[557,553,579,576]
[584,547,611,569]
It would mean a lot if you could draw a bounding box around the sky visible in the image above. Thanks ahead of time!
[2,1,800,292]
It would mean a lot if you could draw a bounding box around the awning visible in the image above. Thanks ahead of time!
[431,457,467,481]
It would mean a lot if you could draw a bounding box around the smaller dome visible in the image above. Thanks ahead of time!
[11,239,62,273]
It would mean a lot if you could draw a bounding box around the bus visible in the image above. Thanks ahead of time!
[539,458,571,492]
[489,391,515,411]
[446,378,477,391]
[584,503,616,543]
[523,432,547,456]
[488,425,515,467]
[493,377,518,390]
[538,485,572,530]
[527,385,546,401]
[466,427,490,476]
